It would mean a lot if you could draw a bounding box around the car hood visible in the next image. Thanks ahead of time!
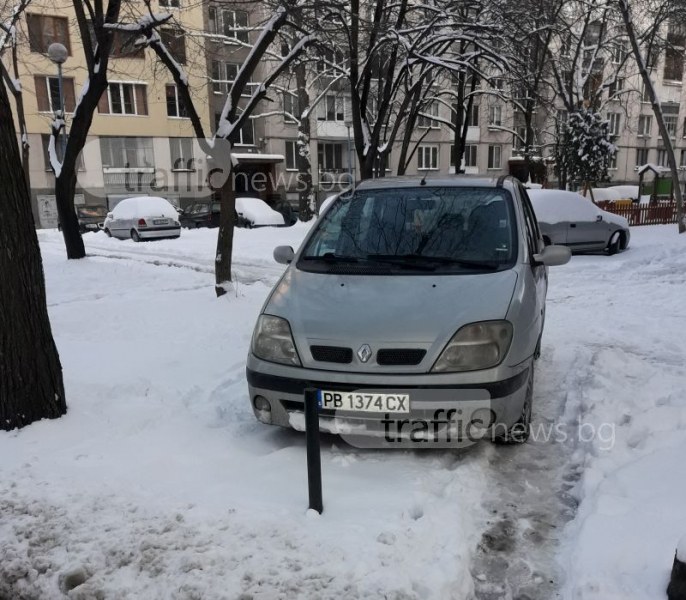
[263,267,518,372]
[600,209,629,229]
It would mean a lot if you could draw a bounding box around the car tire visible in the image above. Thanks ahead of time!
[607,231,621,255]
[493,362,534,445]
[131,229,141,243]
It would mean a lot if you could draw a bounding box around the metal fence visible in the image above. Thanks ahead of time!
[597,201,678,226]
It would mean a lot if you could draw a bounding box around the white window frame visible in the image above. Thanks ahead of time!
[318,94,345,122]
[638,115,652,137]
[166,84,187,119]
[235,119,255,146]
[285,140,298,171]
[169,137,194,171]
[665,114,678,139]
[488,105,502,128]
[464,144,477,167]
[107,82,143,116]
[607,112,621,136]
[418,101,440,129]
[487,145,502,169]
[417,145,439,171]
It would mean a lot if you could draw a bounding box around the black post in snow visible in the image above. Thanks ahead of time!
[304,388,323,514]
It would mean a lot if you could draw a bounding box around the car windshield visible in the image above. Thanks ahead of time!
[299,186,518,274]
[77,206,107,218]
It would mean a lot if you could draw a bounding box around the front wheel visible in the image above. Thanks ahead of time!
[607,231,621,255]
[493,363,534,445]
[131,229,141,242]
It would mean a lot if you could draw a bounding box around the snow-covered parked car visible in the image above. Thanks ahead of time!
[247,176,572,445]
[235,197,285,228]
[103,196,181,242]
[528,189,630,255]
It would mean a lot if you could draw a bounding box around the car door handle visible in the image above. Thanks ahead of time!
[570,223,577,228]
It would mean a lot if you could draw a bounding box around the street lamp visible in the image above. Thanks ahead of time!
[47,42,68,162]
[344,118,353,182]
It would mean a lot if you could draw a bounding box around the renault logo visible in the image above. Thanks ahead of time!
[357,344,373,363]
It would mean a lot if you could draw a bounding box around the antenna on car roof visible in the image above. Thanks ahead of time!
[420,171,428,186]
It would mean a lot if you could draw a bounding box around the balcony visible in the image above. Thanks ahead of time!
[103,167,157,191]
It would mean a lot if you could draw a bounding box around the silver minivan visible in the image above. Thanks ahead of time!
[247,177,570,445]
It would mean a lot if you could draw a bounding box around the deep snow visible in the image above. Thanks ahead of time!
[0,225,685,599]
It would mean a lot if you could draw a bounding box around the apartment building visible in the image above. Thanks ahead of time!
[13,0,212,227]
[11,1,686,225]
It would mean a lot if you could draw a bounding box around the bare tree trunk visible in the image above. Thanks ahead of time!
[215,173,237,296]
[0,68,67,430]
[295,62,314,220]
[617,0,685,232]
[55,169,85,258]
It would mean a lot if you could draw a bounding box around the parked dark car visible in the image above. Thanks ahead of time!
[58,205,108,233]
[179,202,221,229]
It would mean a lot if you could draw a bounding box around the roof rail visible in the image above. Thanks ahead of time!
[496,175,508,188]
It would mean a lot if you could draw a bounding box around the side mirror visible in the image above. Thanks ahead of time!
[273,245,295,265]
[106,213,113,220]
[533,244,571,267]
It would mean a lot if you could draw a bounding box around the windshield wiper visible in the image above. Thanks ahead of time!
[301,253,361,263]
[365,254,436,271]
[368,254,501,270]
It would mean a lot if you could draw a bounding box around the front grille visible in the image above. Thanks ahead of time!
[310,345,353,364]
[377,348,426,366]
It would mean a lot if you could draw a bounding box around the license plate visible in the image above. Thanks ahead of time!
[317,390,410,414]
[153,219,168,225]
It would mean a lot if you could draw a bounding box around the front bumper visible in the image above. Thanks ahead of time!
[138,226,181,239]
[246,355,530,438]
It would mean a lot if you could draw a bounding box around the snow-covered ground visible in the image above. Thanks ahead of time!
[1,225,685,599]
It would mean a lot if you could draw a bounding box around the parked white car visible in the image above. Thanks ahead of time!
[527,189,630,254]
[235,197,285,228]
[104,196,181,242]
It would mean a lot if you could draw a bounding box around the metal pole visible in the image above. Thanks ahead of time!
[304,388,323,514]
[346,124,352,180]
[56,63,66,161]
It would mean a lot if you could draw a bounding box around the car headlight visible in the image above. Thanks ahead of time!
[251,315,301,366]
[432,321,513,373]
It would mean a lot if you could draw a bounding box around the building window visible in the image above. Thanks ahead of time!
[488,105,502,127]
[235,119,255,146]
[160,28,186,64]
[100,137,154,169]
[612,40,628,64]
[608,77,624,98]
[283,93,298,123]
[169,137,194,171]
[450,145,477,168]
[99,82,148,115]
[285,140,298,170]
[27,14,70,54]
[607,112,621,136]
[166,84,188,118]
[657,149,668,167]
[467,103,479,127]
[160,0,180,7]
[418,101,440,128]
[488,145,502,169]
[636,147,649,167]
[41,134,84,170]
[664,23,685,81]
[210,62,257,96]
[641,83,652,102]
[665,114,679,139]
[318,142,344,172]
[490,77,505,91]
[318,94,345,121]
[638,115,652,136]
[681,149,686,167]
[209,8,249,44]
[608,151,618,170]
[34,75,75,112]
[316,47,346,74]
[417,145,438,170]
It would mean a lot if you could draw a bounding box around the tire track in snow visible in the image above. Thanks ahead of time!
[468,344,595,600]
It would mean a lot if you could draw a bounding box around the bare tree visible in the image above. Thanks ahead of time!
[112,1,314,294]
[0,23,67,430]
[616,0,685,232]
[1,0,32,196]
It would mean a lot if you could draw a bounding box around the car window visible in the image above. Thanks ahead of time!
[299,186,518,274]
[519,186,543,257]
